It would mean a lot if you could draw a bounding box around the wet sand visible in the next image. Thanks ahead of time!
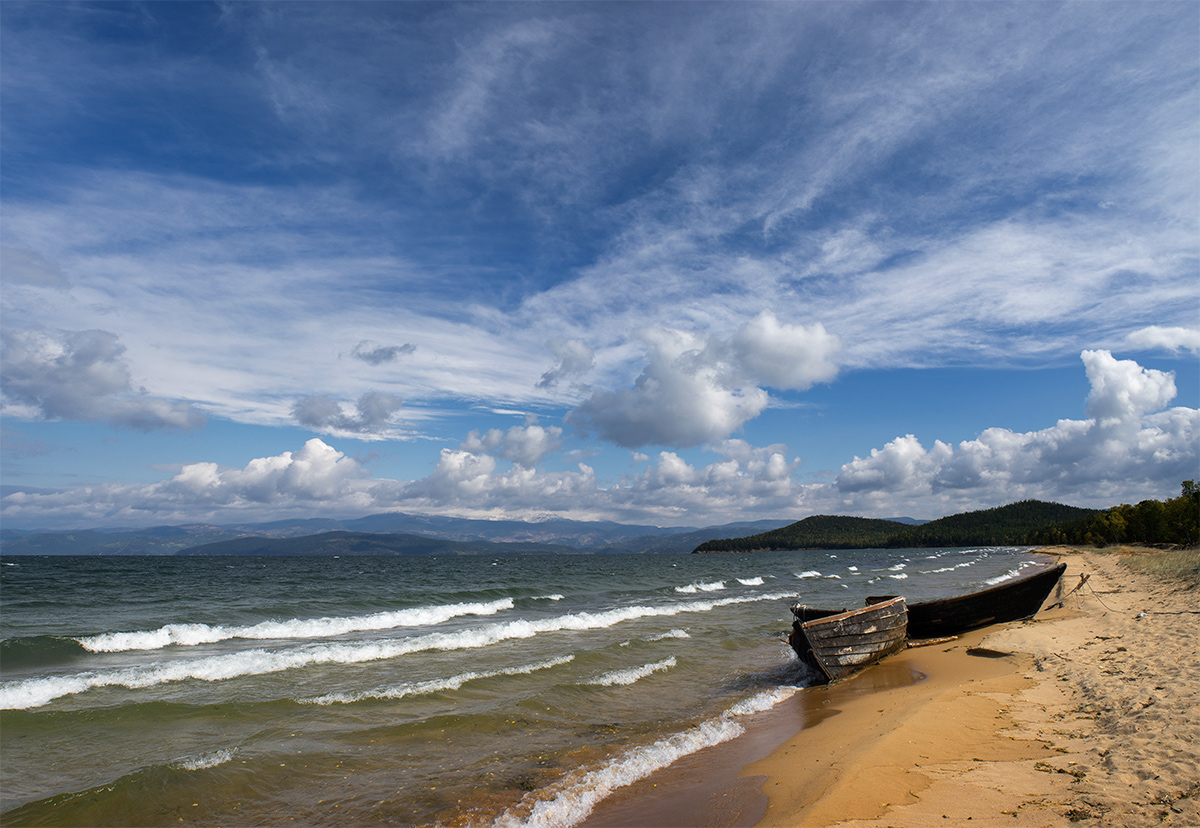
[583,546,1199,828]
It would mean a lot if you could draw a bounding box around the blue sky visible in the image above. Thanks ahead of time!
[2,1,1197,531]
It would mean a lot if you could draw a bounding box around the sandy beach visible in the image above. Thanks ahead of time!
[581,546,1198,828]
[747,546,1199,828]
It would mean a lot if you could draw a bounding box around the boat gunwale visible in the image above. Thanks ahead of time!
[800,595,906,629]
[865,562,1067,609]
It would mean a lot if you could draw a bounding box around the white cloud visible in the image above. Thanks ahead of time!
[833,351,1198,512]
[1124,326,1200,356]
[1081,349,1176,427]
[836,435,952,495]
[4,350,1195,529]
[569,327,769,449]
[461,424,564,468]
[0,328,204,430]
[163,438,364,504]
[569,315,839,449]
[1,439,371,527]
[423,19,563,161]
[731,312,840,390]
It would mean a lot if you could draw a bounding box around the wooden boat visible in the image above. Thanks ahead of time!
[788,596,908,683]
[866,562,1067,640]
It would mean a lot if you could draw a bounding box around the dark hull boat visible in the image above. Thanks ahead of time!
[867,562,1067,640]
[788,596,908,683]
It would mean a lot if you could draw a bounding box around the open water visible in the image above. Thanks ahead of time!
[0,547,1046,826]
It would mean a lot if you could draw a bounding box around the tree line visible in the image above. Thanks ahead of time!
[1024,481,1198,548]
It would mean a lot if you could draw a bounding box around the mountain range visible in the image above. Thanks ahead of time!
[0,513,838,556]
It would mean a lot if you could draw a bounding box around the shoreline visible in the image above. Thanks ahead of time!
[584,546,1199,828]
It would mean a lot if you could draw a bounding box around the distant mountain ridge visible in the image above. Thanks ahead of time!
[177,531,579,557]
[0,514,790,556]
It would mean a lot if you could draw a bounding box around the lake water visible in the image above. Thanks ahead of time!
[0,547,1045,826]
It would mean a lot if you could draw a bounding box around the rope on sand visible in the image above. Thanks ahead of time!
[1046,573,1092,611]
[1071,571,1200,617]
[1081,574,1121,613]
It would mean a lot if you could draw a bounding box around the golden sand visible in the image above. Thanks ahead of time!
[748,546,1199,828]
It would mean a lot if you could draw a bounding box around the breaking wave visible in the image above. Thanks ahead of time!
[305,655,575,705]
[493,686,798,828]
[674,580,726,594]
[1,592,795,710]
[75,599,516,653]
[584,657,676,687]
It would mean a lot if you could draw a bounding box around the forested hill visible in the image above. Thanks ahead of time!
[693,501,1099,552]
[693,515,915,552]
[885,501,1098,548]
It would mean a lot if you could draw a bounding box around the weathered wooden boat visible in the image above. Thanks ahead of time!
[866,562,1067,640]
[788,596,908,683]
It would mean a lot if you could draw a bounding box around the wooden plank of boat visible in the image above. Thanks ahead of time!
[789,596,907,683]
[866,562,1067,640]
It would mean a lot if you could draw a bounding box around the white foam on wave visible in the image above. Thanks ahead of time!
[736,577,764,586]
[534,594,565,602]
[646,629,690,642]
[674,580,726,594]
[921,560,978,574]
[585,656,676,687]
[888,564,906,571]
[847,566,858,572]
[305,654,575,705]
[75,598,516,653]
[888,573,909,580]
[1,592,796,710]
[493,686,798,828]
[170,748,235,772]
[985,561,1038,586]
[796,570,822,579]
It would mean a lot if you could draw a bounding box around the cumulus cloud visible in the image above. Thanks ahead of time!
[461,424,564,467]
[292,391,404,435]
[570,328,769,448]
[730,312,840,390]
[1081,349,1176,427]
[0,328,204,430]
[1124,326,1200,355]
[1,439,372,527]
[392,438,804,522]
[4,351,1195,530]
[570,314,840,449]
[537,339,594,388]
[167,439,363,503]
[834,351,1198,510]
[351,340,416,365]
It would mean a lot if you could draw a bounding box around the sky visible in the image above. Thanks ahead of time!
[1,1,1198,532]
